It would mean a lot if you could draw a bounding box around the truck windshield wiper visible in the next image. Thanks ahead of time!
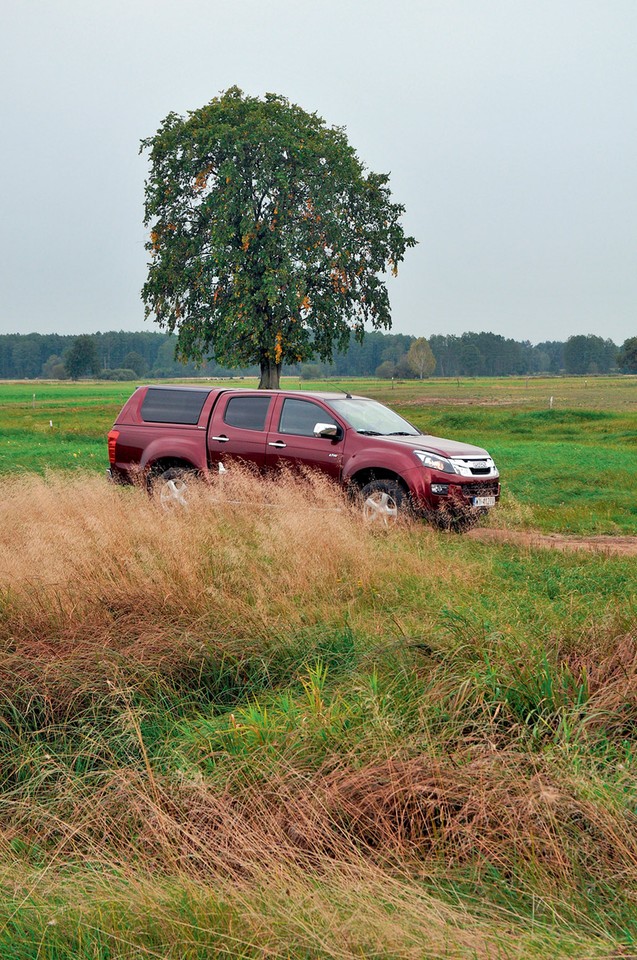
[357,429,383,436]
[386,431,418,436]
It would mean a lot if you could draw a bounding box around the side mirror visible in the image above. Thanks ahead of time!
[313,422,341,439]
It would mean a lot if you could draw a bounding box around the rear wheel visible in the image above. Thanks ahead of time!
[151,467,196,509]
[360,479,408,526]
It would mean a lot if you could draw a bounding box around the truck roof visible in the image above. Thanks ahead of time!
[138,384,366,401]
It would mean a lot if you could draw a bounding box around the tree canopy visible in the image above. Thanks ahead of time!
[563,335,617,375]
[64,335,101,380]
[141,87,416,388]
[406,338,436,378]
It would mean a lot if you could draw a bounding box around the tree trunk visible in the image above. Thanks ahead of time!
[259,359,282,389]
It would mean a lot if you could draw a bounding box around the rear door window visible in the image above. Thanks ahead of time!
[223,395,271,431]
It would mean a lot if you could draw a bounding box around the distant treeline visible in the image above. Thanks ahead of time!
[0,329,624,380]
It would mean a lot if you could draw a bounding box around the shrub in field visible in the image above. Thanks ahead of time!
[98,367,138,381]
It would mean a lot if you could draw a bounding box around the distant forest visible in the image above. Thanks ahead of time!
[0,329,623,380]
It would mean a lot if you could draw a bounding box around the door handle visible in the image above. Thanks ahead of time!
[211,435,230,442]
[268,441,287,448]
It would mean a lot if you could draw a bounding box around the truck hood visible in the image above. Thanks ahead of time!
[375,433,491,458]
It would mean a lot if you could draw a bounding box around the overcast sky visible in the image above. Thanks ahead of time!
[1,0,635,345]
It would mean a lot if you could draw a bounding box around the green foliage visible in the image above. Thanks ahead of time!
[42,354,67,379]
[428,331,535,377]
[97,367,138,381]
[64,334,101,379]
[405,336,436,378]
[563,334,618,375]
[122,350,148,376]
[0,331,230,380]
[618,336,637,374]
[9,337,41,377]
[374,359,396,379]
[141,87,416,388]
[299,362,324,380]
[0,328,628,380]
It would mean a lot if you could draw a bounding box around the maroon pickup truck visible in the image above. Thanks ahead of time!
[107,385,500,527]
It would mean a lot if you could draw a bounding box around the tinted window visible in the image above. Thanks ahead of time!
[223,395,271,431]
[278,399,336,437]
[141,388,209,425]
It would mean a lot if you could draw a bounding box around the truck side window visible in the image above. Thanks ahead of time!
[141,388,210,424]
[278,399,337,437]
[223,395,271,431]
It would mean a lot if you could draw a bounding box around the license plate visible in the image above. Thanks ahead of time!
[472,496,496,507]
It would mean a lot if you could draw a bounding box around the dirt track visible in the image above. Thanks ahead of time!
[467,528,637,557]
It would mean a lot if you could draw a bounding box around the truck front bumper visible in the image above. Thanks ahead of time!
[407,468,500,515]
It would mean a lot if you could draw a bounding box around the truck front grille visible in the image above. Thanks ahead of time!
[462,481,500,498]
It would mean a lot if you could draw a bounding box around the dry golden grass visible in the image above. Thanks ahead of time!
[0,468,416,633]
[0,469,467,713]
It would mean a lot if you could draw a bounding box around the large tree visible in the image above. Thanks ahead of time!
[141,87,415,388]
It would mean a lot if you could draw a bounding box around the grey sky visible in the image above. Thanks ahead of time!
[1,0,635,344]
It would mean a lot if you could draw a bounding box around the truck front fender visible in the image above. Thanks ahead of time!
[344,457,427,501]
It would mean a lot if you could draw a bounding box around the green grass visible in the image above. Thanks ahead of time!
[0,381,136,472]
[400,403,637,533]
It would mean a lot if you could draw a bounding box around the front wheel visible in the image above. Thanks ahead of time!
[360,479,409,526]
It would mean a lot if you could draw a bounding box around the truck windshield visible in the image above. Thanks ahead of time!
[326,399,420,437]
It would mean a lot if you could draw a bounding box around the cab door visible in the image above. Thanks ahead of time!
[207,392,273,469]
[265,396,344,480]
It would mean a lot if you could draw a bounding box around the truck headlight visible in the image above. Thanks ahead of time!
[413,450,457,474]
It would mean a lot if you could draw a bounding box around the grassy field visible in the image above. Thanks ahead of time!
[0,376,636,957]
[2,375,636,533]
[0,467,636,957]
